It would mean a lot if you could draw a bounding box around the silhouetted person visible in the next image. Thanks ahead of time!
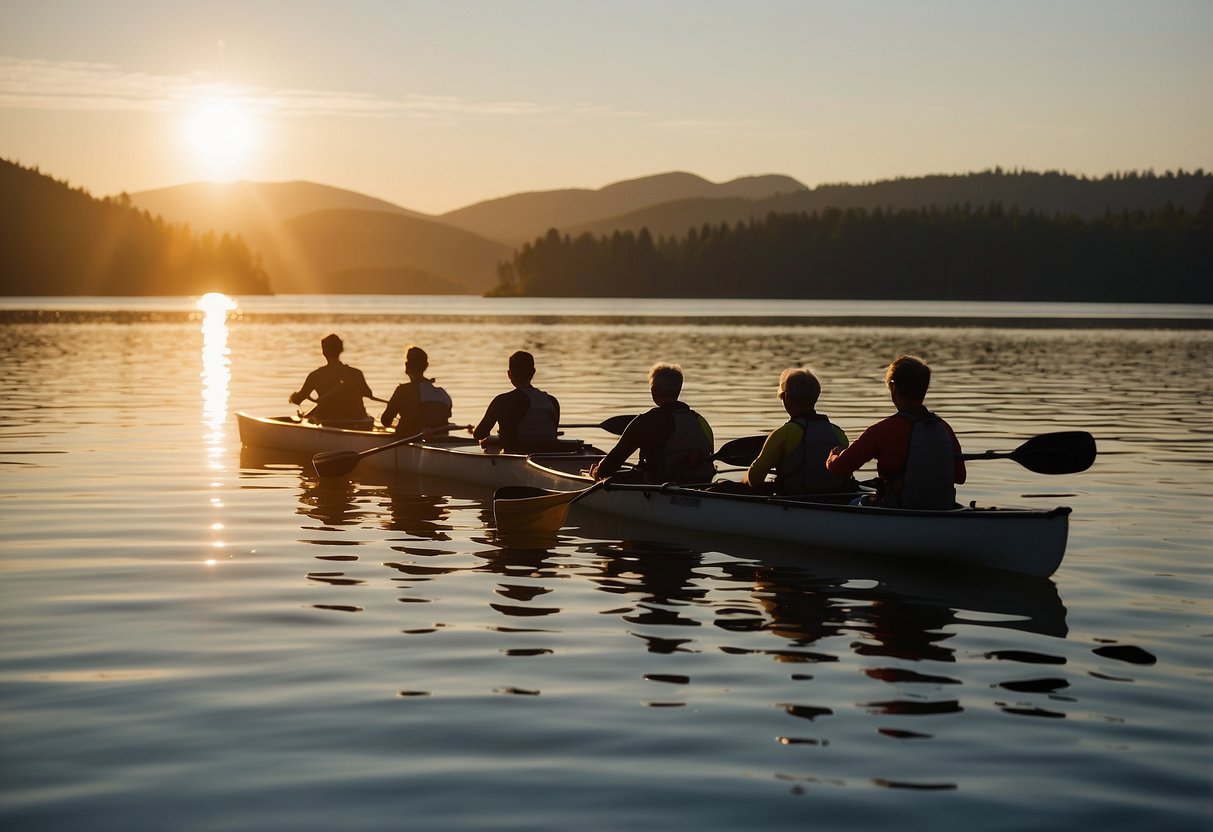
[590,363,714,484]
[381,345,453,436]
[826,355,965,508]
[289,333,374,428]
[743,367,855,495]
[472,350,560,452]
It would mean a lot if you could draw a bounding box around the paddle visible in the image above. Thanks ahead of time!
[961,431,1096,475]
[311,424,456,478]
[494,479,612,535]
[713,434,768,467]
[557,414,637,435]
[492,434,769,534]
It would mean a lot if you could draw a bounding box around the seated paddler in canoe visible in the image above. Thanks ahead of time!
[380,345,454,437]
[732,367,857,496]
[471,350,567,453]
[289,333,376,429]
[826,354,966,509]
[589,362,715,484]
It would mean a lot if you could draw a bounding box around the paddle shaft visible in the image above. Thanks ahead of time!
[311,423,456,477]
[557,414,637,435]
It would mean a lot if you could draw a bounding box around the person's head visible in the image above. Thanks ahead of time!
[648,362,684,404]
[404,345,428,378]
[885,354,931,403]
[320,333,343,360]
[508,350,536,386]
[779,367,821,412]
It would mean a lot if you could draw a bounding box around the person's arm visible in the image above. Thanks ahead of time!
[380,386,401,428]
[830,423,849,449]
[289,369,320,405]
[472,393,506,441]
[743,423,795,487]
[825,422,880,477]
[590,417,646,479]
[947,422,967,484]
[352,368,374,400]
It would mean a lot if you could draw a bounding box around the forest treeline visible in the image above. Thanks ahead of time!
[0,159,271,296]
[491,192,1213,303]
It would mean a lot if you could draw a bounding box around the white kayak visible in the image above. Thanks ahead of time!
[235,412,603,490]
[499,455,1073,578]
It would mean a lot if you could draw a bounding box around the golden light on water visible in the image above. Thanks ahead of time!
[199,293,235,432]
[198,292,236,562]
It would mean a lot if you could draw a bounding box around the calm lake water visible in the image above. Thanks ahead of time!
[1,296,1210,831]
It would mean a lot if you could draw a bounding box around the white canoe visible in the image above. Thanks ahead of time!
[516,459,1071,578]
[235,412,603,490]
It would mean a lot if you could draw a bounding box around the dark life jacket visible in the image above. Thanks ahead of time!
[884,411,957,510]
[775,415,854,494]
[653,407,714,483]
[514,388,558,442]
[417,380,453,428]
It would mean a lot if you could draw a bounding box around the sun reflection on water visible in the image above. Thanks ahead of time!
[199,292,236,431]
[198,292,236,562]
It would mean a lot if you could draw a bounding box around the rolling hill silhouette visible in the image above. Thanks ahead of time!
[126,173,807,292]
[439,171,806,245]
[116,168,1210,297]
[128,181,507,293]
[263,209,511,294]
[563,170,1213,241]
[129,180,427,230]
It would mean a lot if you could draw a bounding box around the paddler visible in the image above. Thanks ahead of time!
[289,333,375,428]
[472,350,560,452]
[743,367,855,495]
[825,354,966,508]
[380,345,453,436]
[589,362,715,484]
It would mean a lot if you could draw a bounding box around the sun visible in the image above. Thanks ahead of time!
[186,99,256,173]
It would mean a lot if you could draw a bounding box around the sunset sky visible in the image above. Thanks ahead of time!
[2,0,1210,215]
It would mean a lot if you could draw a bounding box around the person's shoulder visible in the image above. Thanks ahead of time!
[856,413,906,438]
[767,420,799,443]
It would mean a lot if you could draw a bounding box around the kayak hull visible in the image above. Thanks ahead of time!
[238,413,1071,577]
[517,459,1071,578]
[236,412,601,490]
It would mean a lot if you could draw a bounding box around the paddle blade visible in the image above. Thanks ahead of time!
[714,434,767,467]
[494,489,577,534]
[1010,431,1097,475]
[494,486,551,501]
[312,450,362,478]
[599,414,636,435]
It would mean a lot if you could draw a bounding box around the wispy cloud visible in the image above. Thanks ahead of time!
[0,56,558,120]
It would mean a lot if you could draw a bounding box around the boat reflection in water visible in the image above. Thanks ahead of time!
[239,445,1067,667]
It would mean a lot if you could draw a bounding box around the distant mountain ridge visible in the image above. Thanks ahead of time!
[129,180,427,232]
[438,171,806,246]
[266,208,511,294]
[112,167,1212,298]
[125,172,805,292]
[563,169,1213,241]
[128,182,506,293]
